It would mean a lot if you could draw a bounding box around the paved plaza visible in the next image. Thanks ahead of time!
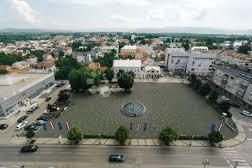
[37,83,236,139]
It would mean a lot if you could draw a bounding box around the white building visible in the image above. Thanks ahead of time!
[76,52,94,64]
[191,46,209,51]
[0,73,55,118]
[165,50,216,76]
[144,66,161,79]
[113,60,142,78]
[165,51,190,71]
[100,46,119,54]
[186,53,215,76]
[12,61,30,69]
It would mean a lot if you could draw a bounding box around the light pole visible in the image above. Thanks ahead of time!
[202,159,210,168]
[98,133,101,144]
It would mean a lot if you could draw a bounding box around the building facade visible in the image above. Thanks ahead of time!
[0,73,55,118]
[186,53,215,76]
[212,65,252,110]
[113,60,142,78]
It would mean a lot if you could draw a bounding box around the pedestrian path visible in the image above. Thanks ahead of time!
[223,147,251,168]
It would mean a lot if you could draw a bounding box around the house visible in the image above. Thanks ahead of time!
[212,65,252,110]
[144,66,161,79]
[233,40,248,50]
[43,54,54,61]
[100,46,119,54]
[30,62,56,74]
[113,60,142,78]
[120,45,138,57]
[0,65,11,72]
[76,51,95,64]
[12,61,30,69]
[191,46,209,51]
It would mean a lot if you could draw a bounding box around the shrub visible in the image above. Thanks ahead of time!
[115,126,129,145]
[159,127,178,145]
[67,125,84,144]
[208,131,223,146]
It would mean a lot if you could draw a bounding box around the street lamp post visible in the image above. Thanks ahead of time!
[202,159,210,168]
[98,134,101,144]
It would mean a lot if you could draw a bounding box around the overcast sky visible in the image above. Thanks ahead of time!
[0,0,251,30]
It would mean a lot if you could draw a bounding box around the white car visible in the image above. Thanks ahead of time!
[241,110,252,117]
[27,103,39,113]
[16,121,28,131]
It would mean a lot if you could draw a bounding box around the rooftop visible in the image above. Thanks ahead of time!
[0,73,52,100]
[121,45,138,50]
[113,60,141,68]
[215,65,252,81]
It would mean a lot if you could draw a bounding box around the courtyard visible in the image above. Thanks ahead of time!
[37,83,237,140]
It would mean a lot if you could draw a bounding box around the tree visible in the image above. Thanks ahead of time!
[237,44,251,54]
[117,70,135,92]
[115,126,129,145]
[0,52,23,65]
[31,50,45,62]
[68,68,91,91]
[25,130,35,141]
[199,83,211,96]
[159,127,178,145]
[189,74,202,89]
[0,69,7,74]
[219,101,231,112]
[209,91,218,103]
[95,51,116,68]
[182,41,190,51]
[208,130,223,145]
[58,90,70,102]
[67,125,83,144]
[105,68,114,82]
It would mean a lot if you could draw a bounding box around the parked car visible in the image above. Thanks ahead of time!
[108,154,125,162]
[34,120,46,126]
[241,110,252,117]
[36,116,48,121]
[0,124,8,130]
[17,115,28,123]
[20,145,38,153]
[16,121,28,131]
[45,96,52,102]
[24,124,40,132]
[27,103,39,113]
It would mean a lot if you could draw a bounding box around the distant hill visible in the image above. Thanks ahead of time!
[0,27,252,35]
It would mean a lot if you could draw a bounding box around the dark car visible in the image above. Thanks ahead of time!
[108,154,125,162]
[17,115,28,123]
[45,96,52,102]
[24,124,40,132]
[0,124,8,130]
[20,145,38,153]
[36,116,48,121]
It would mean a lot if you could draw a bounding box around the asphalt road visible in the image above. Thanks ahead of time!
[0,145,237,168]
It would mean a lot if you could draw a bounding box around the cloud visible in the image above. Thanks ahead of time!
[9,0,39,24]
[111,14,129,22]
[51,0,151,6]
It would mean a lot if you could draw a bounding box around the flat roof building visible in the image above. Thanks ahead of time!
[0,73,55,118]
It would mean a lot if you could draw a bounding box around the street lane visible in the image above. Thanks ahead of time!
[0,145,232,168]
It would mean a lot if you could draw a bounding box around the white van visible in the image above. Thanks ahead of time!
[16,121,28,131]
[27,103,39,113]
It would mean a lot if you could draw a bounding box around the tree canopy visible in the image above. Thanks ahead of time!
[54,55,81,80]
[67,125,84,144]
[0,52,23,65]
[115,126,129,145]
[95,51,116,68]
[237,44,251,54]
[117,70,135,92]
[208,130,223,145]
[159,127,178,145]
[199,83,211,96]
